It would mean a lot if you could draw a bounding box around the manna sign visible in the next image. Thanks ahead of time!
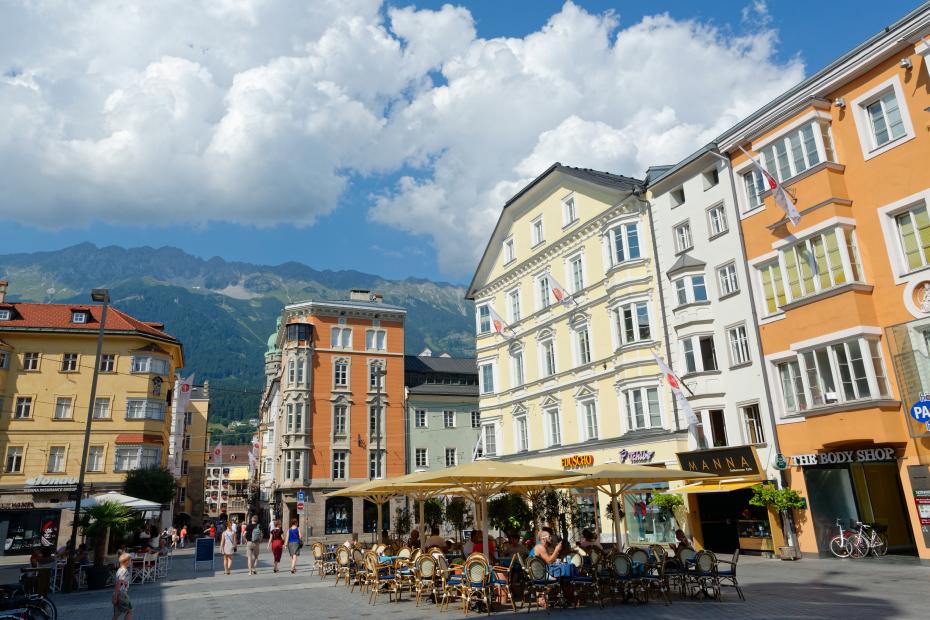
[677,446,761,477]
[561,454,594,469]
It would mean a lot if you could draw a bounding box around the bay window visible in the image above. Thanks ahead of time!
[115,445,161,471]
[131,355,168,375]
[125,399,165,420]
[608,222,641,265]
[674,275,708,306]
[894,203,930,271]
[625,387,662,431]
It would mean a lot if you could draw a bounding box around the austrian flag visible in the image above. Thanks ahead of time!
[487,306,515,340]
[547,271,577,307]
[739,146,801,226]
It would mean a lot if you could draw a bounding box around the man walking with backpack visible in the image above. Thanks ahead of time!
[246,516,263,575]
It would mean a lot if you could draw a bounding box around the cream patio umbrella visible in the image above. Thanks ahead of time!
[396,461,582,557]
[509,463,716,548]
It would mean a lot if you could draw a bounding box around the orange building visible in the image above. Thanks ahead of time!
[270,290,406,539]
[721,8,930,559]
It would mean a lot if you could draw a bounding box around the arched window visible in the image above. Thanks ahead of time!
[325,497,353,535]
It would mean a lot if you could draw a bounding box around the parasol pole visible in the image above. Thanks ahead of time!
[609,482,622,549]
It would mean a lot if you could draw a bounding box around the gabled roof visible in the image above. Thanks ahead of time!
[467,163,643,299]
[666,254,706,279]
[0,302,180,344]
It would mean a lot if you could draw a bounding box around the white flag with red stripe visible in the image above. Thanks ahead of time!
[651,353,701,450]
[740,146,800,226]
[546,271,577,307]
[487,306,515,340]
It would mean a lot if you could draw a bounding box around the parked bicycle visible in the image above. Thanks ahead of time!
[828,518,855,558]
[0,582,57,619]
[828,519,888,559]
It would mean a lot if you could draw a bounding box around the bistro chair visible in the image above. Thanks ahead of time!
[566,552,602,609]
[640,553,671,605]
[334,546,353,587]
[524,556,560,613]
[366,551,400,605]
[461,556,492,616]
[436,553,465,611]
[716,549,745,601]
[414,553,438,607]
[690,550,720,600]
[609,552,640,604]
[490,553,521,612]
[397,547,412,560]
[351,549,368,593]
[140,552,159,584]
[628,547,650,577]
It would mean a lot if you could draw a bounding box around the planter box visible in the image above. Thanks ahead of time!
[778,545,799,561]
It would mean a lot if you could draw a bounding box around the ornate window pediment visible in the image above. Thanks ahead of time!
[512,403,528,416]
[574,384,597,400]
[541,394,560,409]
[537,328,554,342]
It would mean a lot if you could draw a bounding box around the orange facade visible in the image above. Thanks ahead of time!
[731,35,930,559]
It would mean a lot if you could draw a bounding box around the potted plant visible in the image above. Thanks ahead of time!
[748,483,806,560]
[79,501,141,589]
[648,493,685,526]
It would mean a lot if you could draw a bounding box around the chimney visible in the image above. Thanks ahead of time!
[0,280,7,304]
[349,289,371,301]
[419,347,433,357]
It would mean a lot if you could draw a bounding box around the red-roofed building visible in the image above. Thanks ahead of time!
[0,280,185,554]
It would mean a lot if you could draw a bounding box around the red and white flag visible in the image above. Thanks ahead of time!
[651,353,701,450]
[175,373,195,419]
[547,271,577,307]
[212,441,223,465]
[487,306,515,340]
[739,146,800,226]
[248,435,260,473]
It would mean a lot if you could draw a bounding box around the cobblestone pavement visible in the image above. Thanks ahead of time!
[51,547,930,620]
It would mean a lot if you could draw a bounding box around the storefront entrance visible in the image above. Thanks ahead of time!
[804,461,916,556]
[695,489,769,554]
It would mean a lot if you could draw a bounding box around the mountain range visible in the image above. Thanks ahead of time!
[0,243,476,437]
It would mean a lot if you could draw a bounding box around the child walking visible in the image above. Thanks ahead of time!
[112,553,133,620]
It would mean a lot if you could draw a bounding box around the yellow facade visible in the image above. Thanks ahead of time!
[467,165,689,541]
[175,387,209,525]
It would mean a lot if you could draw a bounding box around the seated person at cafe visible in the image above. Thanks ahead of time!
[531,527,562,563]
[343,533,359,549]
[503,530,528,556]
[575,528,603,555]
[76,543,92,566]
[671,529,695,556]
[423,526,446,551]
[407,529,420,549]
[466,529,495,560]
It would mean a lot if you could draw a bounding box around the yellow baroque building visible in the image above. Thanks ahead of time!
[466,164,689,545]
[0,280,183,554]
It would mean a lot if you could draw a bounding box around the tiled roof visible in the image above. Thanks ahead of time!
[0,303,179,343]
[503,163,643,209]
[219,445,252,465]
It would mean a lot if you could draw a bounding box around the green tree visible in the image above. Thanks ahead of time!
[415,498,445,530]
[487,493,533,533]
[79,501,142,566]
[394,506,412,539]
[123,466,176,505]
[444,498,473,541]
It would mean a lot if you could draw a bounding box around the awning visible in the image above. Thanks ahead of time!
[227,467,250,481]
[669,479,759,494]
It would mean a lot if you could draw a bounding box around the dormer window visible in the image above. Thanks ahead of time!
[71,311,87,324]
[0,310,10,321]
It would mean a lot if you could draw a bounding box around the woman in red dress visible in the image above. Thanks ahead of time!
[268,519,285,573]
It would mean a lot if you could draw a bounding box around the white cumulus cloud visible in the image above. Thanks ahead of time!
[0,1,803,273]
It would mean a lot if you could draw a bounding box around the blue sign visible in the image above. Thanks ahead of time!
[297,490,305,502]
[193,536,214,571]
[909,400,930,423]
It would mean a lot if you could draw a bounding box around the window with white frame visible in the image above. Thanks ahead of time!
[332,451,347,479]
[292,402,304,433]
[625,387,662,430]
[717,263,739,297]
[61,353,78,372]
[674,222,693,252]
[331,327,352,348]
[682,334,718,374]
[87,446,104,472]
[115,445,161,471]
[757,227,863,315]
[0,310,10,321]
[333,405,347,436]
[741,404,765,444]
[531,217,544,245]
[415,448,429,469]
[482,424,497,457]
[563,195,578,225]
[22,353,39,371]
[287,359,296,385]
[776,336,890,414]
[5,447,23,473]
[742,168,766,213]
[575,324,592,366]
[545,408,562,447]
[333,360,348,388]
[415,409,427,429]
[477,305,491,334]
[536,274,551,310]
[369,362,385,390]
[568,254,584,293]
[445,448,457,467]
[14,396,32,419]
[471,411,480,428]
[99,354,115,372]
[540,337,557,377]
[707,204,728,237]
[54,396,73,420]
[608,222,641,265]
[510,347,524,387]
[71,311,87,324]
[285,403,294,431]
[504,237,515,263]
[727,324,751,366]
[514,415,528,452]
[616,301,651,345]
[508,290,521,323]
[674,275,708,306]
[581,400,598,441]
[863,90,907,149]
[759,122,832,184]
[295,359,305,384]
[894,203,930,272]
[183,434,191,450]
[125,399,165,420]
[93,397,111,419]
[366,329,386,351]
[47,447,65,473]
[479,362,495,394]
[368,404,384,440]
[130,355,168,375]
[443,410,455,428]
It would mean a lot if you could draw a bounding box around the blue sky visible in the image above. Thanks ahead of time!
[0,0,919,284]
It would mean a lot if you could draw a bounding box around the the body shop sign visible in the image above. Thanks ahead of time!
[790,447,896,467]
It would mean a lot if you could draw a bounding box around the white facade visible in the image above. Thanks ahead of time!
[647,152,780,480]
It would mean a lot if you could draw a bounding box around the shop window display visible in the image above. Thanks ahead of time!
[624,492,676,545]
[1,510,61,555]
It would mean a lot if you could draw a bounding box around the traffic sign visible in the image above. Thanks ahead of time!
[297,490,305,502]
[909,400,930,424]
[296,501,305,512]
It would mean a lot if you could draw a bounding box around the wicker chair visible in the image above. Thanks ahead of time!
[350,548,368,593]
[436,554,465,612]
[490,553,521,612]
[334,546,353,587]
[525,556,560,613]
[414,554,438,607]
[609,552,641,604]
[640,553,671,605]
[690,550,720,600]
[311,542,335,579]
[460,556,492,616]
[366,550,400,605]
[567,552,602,608]
[716,549,744,601]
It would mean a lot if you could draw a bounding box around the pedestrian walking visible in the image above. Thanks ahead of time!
[180,526,188,548]
[221,520,237,575]
[286,518,302,574]
[170,527,179,549]
[246,516,262,575]
[269,519,284,573]
[240,520,247,545]
[111,553,133,620]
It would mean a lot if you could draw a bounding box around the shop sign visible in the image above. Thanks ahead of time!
[0,502,34,510]
[774,453,788,470]
[25,476,78,492]
[560,454,594,469]
[915,489,930,526]
[790,447,897,467]
[909,398,930,431]
[677,446,761,477]
[619,449,655,464]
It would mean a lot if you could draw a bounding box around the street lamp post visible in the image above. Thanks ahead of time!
[64,288,109,592]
